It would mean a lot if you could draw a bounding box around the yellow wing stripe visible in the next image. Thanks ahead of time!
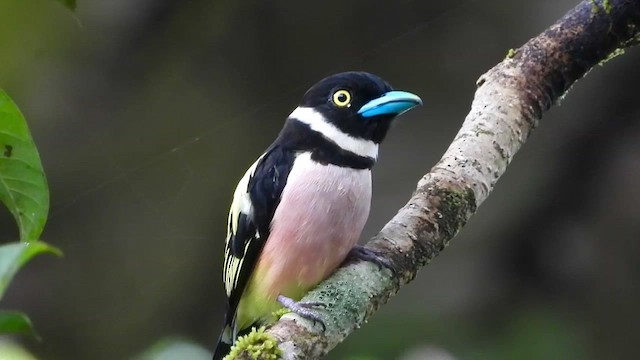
[223,155,265,297]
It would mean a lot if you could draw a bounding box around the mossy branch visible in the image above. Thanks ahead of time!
[234,1,640,358]
[225,327,282,360]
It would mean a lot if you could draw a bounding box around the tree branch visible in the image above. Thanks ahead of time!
[233,1,640,358]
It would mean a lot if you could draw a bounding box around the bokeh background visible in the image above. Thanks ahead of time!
[1,0,639,359]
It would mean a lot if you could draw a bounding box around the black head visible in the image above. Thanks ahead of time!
[298,71,422,143]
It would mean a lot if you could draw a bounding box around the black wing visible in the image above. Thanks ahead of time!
[222,144,295,325]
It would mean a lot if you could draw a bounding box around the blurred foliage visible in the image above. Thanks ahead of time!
[0,311,40,339]
[0,242,60,300]
[135,337,211,360]
[54,0,75,11]
[0,339,39,360]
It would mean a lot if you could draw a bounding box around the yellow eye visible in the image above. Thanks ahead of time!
[332,89,352,107]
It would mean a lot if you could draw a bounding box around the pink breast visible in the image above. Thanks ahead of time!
[255,154,371,299]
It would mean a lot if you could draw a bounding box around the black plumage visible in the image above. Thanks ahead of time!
[299,71,396,143]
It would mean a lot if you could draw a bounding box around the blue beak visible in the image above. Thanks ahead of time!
[357,90,422,118]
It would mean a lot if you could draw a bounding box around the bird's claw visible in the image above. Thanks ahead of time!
[347,244,396,273]
[277,295,327,331]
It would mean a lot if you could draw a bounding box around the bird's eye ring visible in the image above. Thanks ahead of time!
[332,89,352,107]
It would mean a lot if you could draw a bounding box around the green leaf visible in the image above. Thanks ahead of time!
[0,89,49,241]
[55,0,76,11]
[0,242,61,299]
[0,311,39,339]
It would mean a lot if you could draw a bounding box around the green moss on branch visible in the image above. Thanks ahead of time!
[224,327,282,360]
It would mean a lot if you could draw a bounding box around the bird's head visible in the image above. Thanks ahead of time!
[296,71,422,144]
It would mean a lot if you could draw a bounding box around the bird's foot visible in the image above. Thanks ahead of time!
[347,244,395,273]
[277,295,326,331]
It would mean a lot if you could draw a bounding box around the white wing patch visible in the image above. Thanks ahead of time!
[223,155,264,297]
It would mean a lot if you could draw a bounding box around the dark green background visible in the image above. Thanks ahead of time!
[1,0,638,359]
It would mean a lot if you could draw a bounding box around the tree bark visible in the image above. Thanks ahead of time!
[234,0,640,358]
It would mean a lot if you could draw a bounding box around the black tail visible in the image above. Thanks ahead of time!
[213,324,233,360]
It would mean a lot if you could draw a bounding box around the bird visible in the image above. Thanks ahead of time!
[213,71,422,359]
